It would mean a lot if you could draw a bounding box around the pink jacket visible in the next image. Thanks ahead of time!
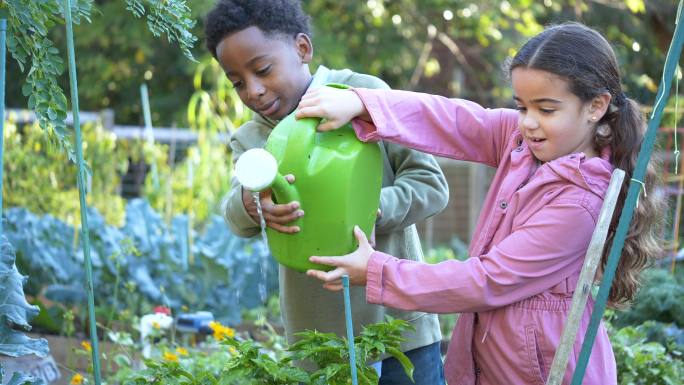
[352,89,617,385]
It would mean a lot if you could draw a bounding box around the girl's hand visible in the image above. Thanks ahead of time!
[296,87,370,131]
[242,174,303,233]
[306,226,374,291]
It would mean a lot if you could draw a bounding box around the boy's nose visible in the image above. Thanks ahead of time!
[247,82,266,101]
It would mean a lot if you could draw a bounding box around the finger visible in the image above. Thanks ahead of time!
[295,106,327,120]
[323,282,343,291]
[377,208,382,218]
[262,201,300,215]
[264,210,303,224]
[317,120,342,132]
[267,222,300,233]
[284,174,296,183]
[299,88,321,104]
[353,225,370,246]
[306,267,345,283]
[309,255,345,267]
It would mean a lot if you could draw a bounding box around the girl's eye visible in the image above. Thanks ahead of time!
[232,80,244,89]
[256,65,271,75]
[540,108,555,114]
[515,106,527,112]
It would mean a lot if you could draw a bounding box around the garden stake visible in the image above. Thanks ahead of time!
[571,2,684,384]
[546,169,624,385]
[342,275,358,385]
[63,0,103,383]
[0,18,6,236]
[140,83,160,190]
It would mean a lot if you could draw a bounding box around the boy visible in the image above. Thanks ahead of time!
[205,1,449,383]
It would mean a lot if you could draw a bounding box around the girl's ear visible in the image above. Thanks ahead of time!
[589,92,612,120]
[295,33,313,63]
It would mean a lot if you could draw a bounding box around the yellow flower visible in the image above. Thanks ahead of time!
[163,351,179,362]
[228,346,238,355]
[175,347,189,356]
[80,341,92,353]
[70,373,84,385]
[152,321,161,330]
[208,321,236,341]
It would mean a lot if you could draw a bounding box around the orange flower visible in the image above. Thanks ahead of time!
[70,373,84,385]
[80,341,92,353]
[163,351,179,362]
[208,321,235,341]
[152,321,161,330]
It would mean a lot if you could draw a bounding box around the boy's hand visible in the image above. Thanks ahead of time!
[306,226,374,291]
[242,174,303,234]
[295,87,370,131]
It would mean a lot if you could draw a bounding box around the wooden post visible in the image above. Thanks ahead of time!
[546,169,625,385]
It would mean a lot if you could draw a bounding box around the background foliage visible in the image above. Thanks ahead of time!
[2,0,675,128]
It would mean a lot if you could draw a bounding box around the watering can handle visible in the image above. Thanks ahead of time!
[271,172,301,207]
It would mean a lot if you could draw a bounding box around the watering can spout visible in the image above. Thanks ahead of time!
[234,148,299,204]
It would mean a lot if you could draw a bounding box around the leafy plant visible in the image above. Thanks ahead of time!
[3,118,129,227]
[143,58,250,226]
[121,317,414,385]
[609,319,684,385]
[3,200,278,332]
[613,268,684,328]
[0,236,49,358]
[0,236,48,384]
[1,0,197,159]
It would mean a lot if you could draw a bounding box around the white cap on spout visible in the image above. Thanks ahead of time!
[235,148,278,191]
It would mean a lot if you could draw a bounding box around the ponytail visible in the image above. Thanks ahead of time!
[597,97,665,308]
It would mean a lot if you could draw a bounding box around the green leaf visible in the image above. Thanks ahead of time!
[386,347,414,382]
[0,237,49,358]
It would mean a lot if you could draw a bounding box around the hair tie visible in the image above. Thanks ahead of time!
[614,92,627,106]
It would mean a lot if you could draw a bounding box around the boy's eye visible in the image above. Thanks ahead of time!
[539,108,555,114]
[515,106,527,112]
[256,65,272,75]
[231,80,244,89]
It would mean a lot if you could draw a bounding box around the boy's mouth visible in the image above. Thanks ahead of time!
[258,98,280,117]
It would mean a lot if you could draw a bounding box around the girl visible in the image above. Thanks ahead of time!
[296,22,663,385]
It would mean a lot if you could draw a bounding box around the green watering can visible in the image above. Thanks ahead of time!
[234,85,382,272]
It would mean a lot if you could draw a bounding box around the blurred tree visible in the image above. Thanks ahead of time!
[306,0,672,107]
[4,0,676,127]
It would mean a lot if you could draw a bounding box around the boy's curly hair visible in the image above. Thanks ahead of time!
[204,0,311,58]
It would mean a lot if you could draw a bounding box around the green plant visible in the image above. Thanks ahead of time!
[0,236,48,384]
[121,317,414,385]
[613,268,684,328]
[609,319,684,385]
[2,0,196,159]
[143,58,250,226]
[3,119,129,226]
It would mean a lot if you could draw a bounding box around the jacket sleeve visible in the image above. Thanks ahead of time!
[342,74,449,233]
[223,119,270,238]
[366,201,596,313]
[375,141,449,234]
[352,88,519,168]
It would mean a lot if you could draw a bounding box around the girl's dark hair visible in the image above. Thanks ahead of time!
[507,22,665,308]
[204,0,311,58]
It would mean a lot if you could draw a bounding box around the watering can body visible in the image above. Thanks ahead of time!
[262,87,382,272]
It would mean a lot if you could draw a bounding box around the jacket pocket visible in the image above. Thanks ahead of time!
[525,325,548,385]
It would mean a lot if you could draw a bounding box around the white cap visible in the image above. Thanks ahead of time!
[234,148,278,191]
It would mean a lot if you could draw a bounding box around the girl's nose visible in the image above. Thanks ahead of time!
[521,113,539,130]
